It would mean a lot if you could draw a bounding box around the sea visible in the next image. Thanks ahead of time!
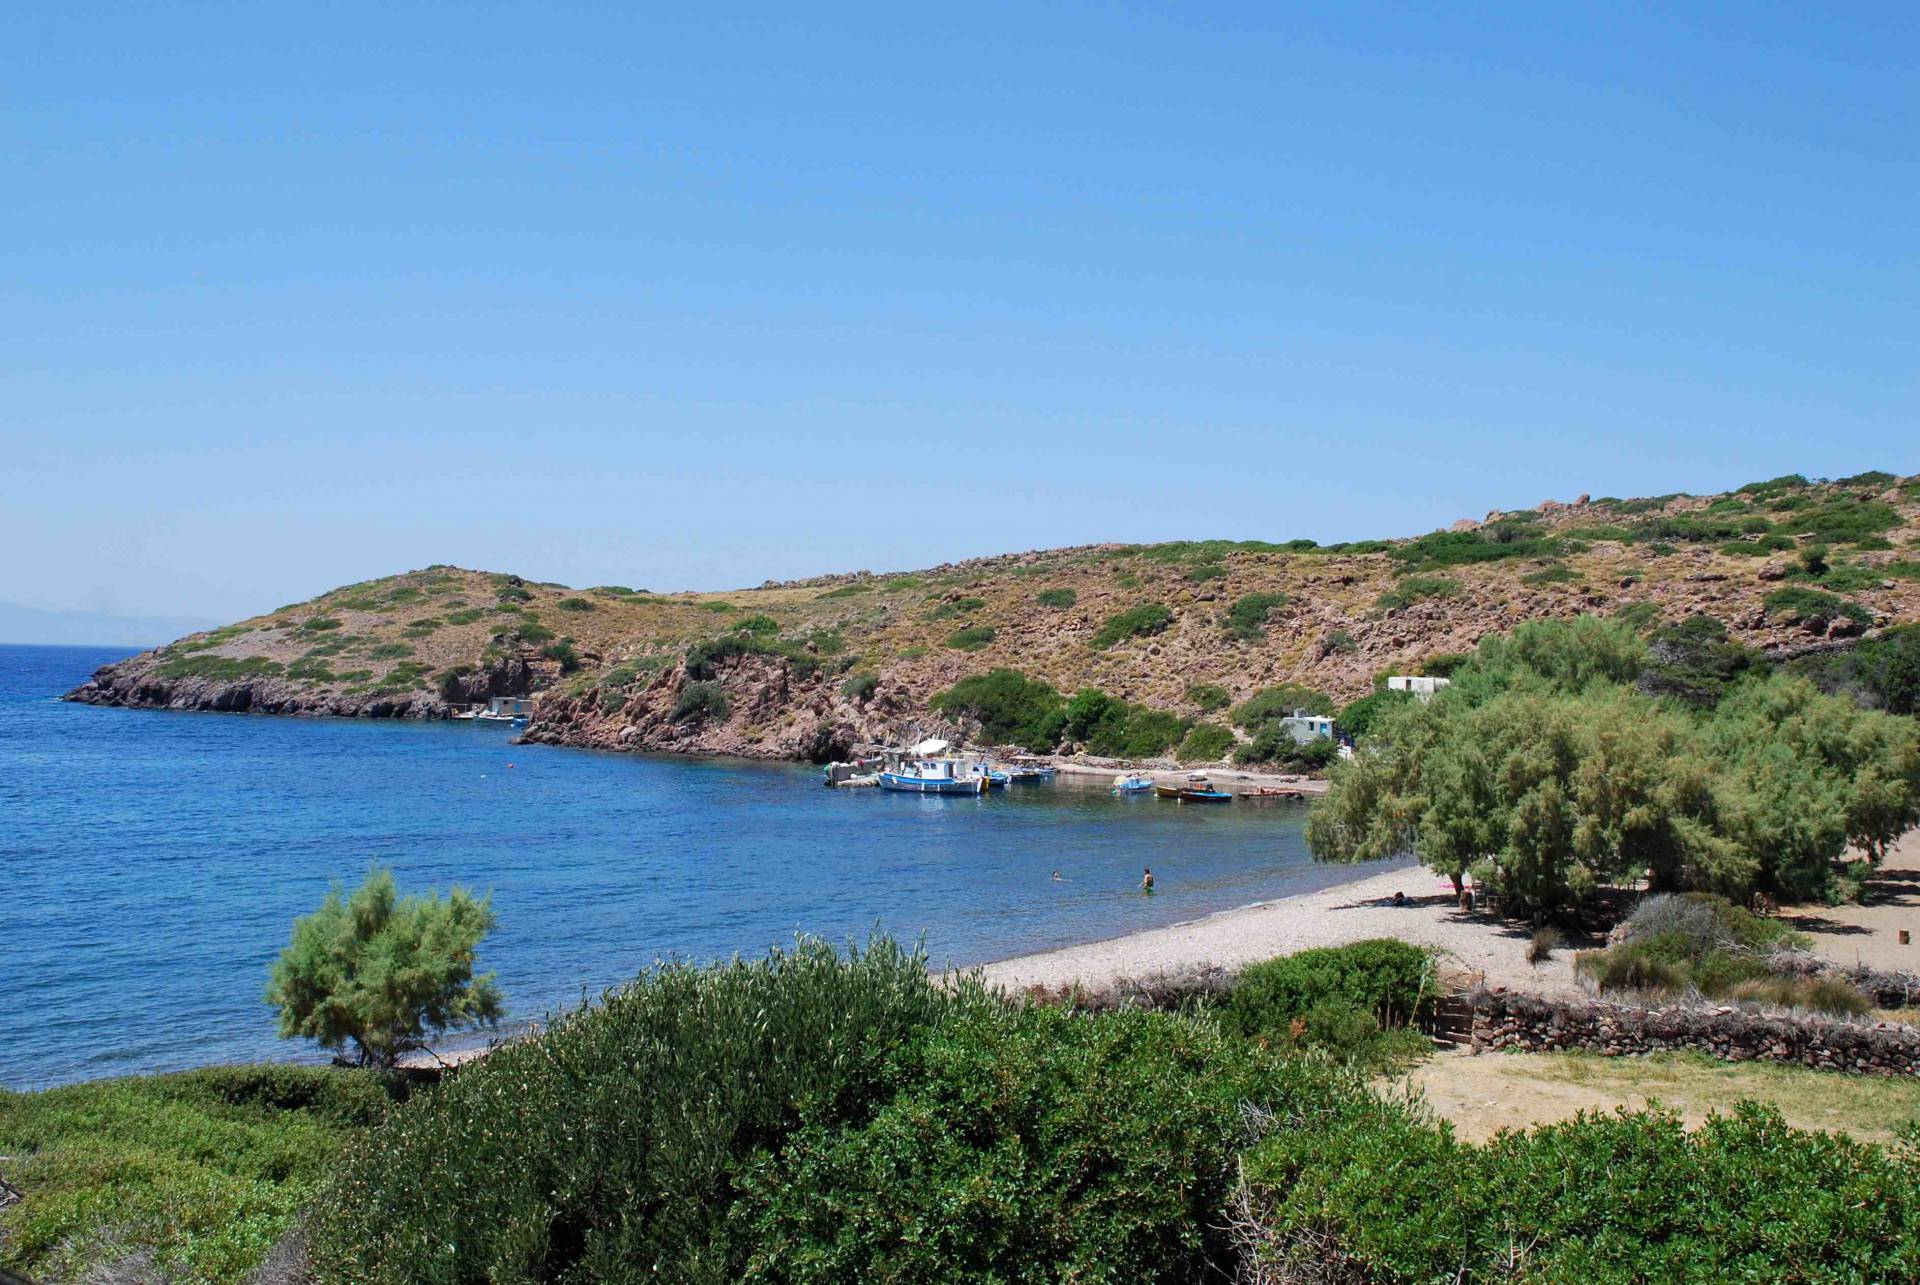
[1,644,1397,1091]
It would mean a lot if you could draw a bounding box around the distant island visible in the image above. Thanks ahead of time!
[1,601,221,649]
[64,470,1920,766]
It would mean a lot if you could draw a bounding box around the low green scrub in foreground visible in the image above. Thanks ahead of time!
[14,940,1920,1283]
[0,1065,402,1284]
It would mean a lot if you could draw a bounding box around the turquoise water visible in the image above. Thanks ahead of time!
[1,644,1391,1090]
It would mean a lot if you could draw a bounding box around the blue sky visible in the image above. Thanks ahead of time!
[4,3,1914,621]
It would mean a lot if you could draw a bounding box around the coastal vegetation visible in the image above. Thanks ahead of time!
[0,1065,405,1284]
[1308,615,1920,915]
[265,869,502,1070]
[1090,602,1174,649]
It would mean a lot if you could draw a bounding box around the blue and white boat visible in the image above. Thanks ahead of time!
[970,762,1013,790]
[879,758,986,794]
[1112,772,1156,794]
[1006,763,1057,783]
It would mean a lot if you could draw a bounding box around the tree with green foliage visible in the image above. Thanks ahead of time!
[265,868,502,1069]
[1311,618,1920,914]
[931,669,1065,749]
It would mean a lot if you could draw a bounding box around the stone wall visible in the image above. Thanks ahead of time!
[1469,987,1920,1076]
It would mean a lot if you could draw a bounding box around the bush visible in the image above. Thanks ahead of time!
[1335,688,1410,740]
[0,1066,402,1285]
[1035,587,1077,609]
[1389,529,1560,571]
[1061,687,1191,757]
[1221,940,1436,1041]
[931,669,1065,748]
[671,680,731,724]
[265,868,501,1069]
[1184,561,1227,582]
[1185,681,1231,712]
[1527,927,1563,965]
[1376,575,1463,610]
[839,672,879,702]
[555,596,595,612]
[1176,722,1235,761]
[736,1002,1282,1283]
[1224,592,1289,640]
[945,625,997,651]
[1091,603,1174,649]
[1237,1100,1920,1281]
[1233,730,1338,771]
[1232,683,1335,726]
[925,596,986,621]
[540,638,582,673]
[1765,586,1872,631]
[309,940,954,1284]
[1789,623,1920,714]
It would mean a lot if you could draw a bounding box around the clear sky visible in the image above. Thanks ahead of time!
[4,3,1914,621]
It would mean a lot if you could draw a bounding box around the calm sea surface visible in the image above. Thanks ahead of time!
[1,644,1394,1090]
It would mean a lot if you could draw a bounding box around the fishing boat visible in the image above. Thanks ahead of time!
[1112,772,1156,794]
[1159,772,1233,803]
[1006,763,1058,783]
[970,762,1013,790]
[878,738,988,794]
[879,759,987,794]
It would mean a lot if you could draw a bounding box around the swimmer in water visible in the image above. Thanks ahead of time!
[1140,867,1154,893]
[1052,870,1062,881]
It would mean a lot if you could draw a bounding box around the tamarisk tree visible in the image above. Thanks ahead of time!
[266,867,503,1068]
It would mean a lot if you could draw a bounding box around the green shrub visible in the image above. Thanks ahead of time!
[1233,729,1338,770]
[0,1066,402,1285]
[925,596,986,621]
[1185,681,1231,712]
[1232,684,1335,726]
[445,608,485,625]
[155,654,286,682]
[1222,941,1436,1041]
[1035,587,1077,608]
[1224,592,1289,640]
[514,620,557,645]
[671,680,730,724]
[1788,622,1920,714]
[1091,603,1174,649]
[932,670,1065,749]
[738,1002,1282,1284]
[541,639,583,673]
[1335,688,1411,740]
[555,596,595,613]
[1836,469,1897,489]
[297,616,343,633]
[1764,586,1871,630]
[1523,563,1582,585]
[1376,575,1462,610]
[1738,472,1810,498]
[308,940,958,1283]
[732,613,781,637]
[1238,1100,1920,1281]
[1061,687,1191,757]
[819,582,872,598]
[1781,497,1901,545]
[840,672,879,701]
[1185,561,1227,582]
[1389,528,1560,571]
[401,617,441,636]
[366,642,414,660]
[945,625,997,651]
[1176,722,1235,761]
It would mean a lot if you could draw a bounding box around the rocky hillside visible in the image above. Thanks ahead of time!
[67,470,1920,762]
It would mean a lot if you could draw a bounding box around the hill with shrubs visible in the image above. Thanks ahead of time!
[66,469,1920,768]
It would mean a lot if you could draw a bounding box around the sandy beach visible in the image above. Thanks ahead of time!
[977,861,1586,997]
[977,829,1920,999]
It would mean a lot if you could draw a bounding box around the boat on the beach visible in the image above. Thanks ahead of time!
[1112,772,1156,794]
[1241,785,1307,802]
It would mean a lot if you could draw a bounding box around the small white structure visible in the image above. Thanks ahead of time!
[1386,676,1451,702]
[1278,710,1335,745]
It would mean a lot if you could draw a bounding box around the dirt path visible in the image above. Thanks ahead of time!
[1780,829,1920,973]
[1397,1046,1920,1145]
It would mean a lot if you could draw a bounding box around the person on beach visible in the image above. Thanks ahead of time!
[1140,867,1154,894]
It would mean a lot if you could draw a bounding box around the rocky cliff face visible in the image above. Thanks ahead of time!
[63,473,1920,760]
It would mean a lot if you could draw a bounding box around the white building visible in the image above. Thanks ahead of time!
[1386,676,1451,701]
[1278,710,1335,744]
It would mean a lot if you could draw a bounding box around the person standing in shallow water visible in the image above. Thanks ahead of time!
[1140,867,1154,894]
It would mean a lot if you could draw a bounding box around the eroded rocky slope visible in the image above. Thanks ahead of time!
[67,471,1920,761]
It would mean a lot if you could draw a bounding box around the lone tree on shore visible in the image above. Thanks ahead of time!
[266,867,503,1068]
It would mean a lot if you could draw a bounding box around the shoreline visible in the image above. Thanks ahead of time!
[971,859,1587,997]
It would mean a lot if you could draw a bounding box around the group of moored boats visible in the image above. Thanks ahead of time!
[827,742,1302,805]
[1114,771,1233,803]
